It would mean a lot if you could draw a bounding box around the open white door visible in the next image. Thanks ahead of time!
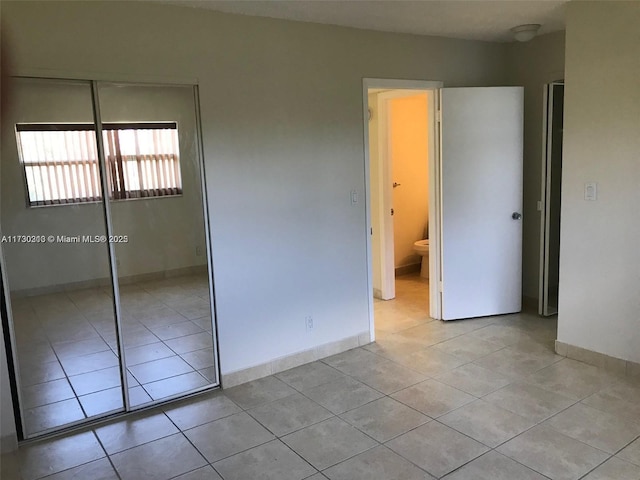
[439,87,523,320]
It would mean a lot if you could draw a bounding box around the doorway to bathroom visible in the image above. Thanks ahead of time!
[367,87,435,334]
[363,79,524,338]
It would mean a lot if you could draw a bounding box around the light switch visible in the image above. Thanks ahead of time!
[584,182,598,201]
[351,190,358,204]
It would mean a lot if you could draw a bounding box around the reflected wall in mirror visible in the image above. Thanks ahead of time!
[1,78,124,436]
[0,77,218,438]
[98,83,215,406]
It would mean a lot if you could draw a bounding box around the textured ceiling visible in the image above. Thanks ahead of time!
[159,0,568,42]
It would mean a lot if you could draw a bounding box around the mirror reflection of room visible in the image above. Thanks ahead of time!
[1,78,217,438]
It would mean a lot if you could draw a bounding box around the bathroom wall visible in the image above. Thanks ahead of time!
[390,93,429,270]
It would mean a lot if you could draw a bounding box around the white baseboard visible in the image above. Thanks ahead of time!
[221,331,372,388]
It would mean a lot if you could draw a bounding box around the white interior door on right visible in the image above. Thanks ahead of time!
[439,87,524,320]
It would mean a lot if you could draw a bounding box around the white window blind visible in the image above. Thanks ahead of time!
[16,123,182,206]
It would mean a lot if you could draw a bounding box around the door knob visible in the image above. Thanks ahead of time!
[512,212,522,220]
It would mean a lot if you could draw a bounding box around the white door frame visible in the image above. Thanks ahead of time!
[538,81,564,316]
[362,78,443,341]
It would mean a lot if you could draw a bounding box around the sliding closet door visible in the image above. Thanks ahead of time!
[1,78,124,437]
[96,83,217,407]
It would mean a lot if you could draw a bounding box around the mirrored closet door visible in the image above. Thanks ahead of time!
[0,77,218,439]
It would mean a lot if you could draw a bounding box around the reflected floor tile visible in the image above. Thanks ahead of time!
[111,433,207,480]
[164,332,213,354]
[60,349,119,377]
[22,378,75,409]
[386,421,488,478]
[164,392,241,430]
[323,445,434,480]
[184,412,275,463]
[52,337,110,360]
[124,342,175,366]
[18,431,104,480]
[128,355,194,384]
[148,320,204,341]
[340,397,430,442]
[19,359,65,387]
[24,398,86,435]
[144,371,210,400]
[441,451,547,480]
[281,417,378,470]
[129,385,153,407]
[79,387,124,418]
[498,425,610,480]
[69,366,122,396]
[180,348,215,370]
[213,440,316,480]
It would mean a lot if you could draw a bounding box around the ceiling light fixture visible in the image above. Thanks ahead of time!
[511,24,541,42]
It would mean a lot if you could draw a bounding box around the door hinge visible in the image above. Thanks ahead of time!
[439,281,443,292]
[436,110,442,123]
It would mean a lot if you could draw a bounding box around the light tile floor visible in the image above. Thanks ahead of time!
[3,273,640,479]
[9,273,216,436]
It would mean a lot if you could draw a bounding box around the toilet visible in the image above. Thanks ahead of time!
[413,239,429,278]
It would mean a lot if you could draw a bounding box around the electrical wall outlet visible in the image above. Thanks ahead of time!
[195,246,203,256]
[305,315,314,332]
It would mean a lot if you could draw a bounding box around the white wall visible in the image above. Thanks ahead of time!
[557,1,640,362]
[367,92,383,296]
[1,80,207,293]
[390,93,429,269]
[507,32,565,301]
[1,1,508,378]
